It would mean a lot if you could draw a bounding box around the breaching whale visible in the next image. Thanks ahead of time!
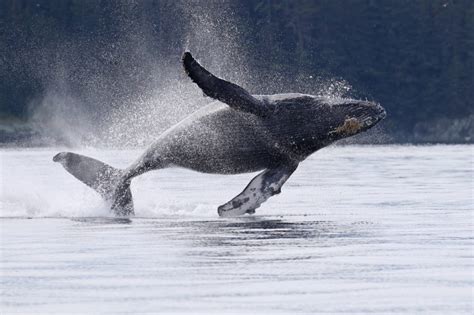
[53,52,386,217]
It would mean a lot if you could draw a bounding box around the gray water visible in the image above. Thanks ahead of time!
[1,145,473,314]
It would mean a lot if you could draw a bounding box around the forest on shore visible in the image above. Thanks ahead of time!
[1,0,473,145]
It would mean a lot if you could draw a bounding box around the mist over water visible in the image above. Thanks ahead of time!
[14,0,368,148]
[22,1,244,147]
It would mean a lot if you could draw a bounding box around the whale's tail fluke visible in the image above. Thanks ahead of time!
[53,152,134,216]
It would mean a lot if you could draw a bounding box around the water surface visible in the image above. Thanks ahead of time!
[1,145,472,313]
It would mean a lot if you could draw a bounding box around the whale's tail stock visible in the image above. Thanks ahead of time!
[53,152,134,216]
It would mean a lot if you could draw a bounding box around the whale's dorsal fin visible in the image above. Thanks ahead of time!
[182,52,274,117]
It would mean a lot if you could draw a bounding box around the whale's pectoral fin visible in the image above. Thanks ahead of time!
[182,51,274,117]
[218,163,298,217]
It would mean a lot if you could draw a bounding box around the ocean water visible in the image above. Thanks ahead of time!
[0,145,472,314]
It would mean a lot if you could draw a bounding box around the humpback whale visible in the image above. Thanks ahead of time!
[54,52,386,217]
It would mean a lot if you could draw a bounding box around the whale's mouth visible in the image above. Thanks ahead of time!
[347,101,386,130]
[329,100,386,137]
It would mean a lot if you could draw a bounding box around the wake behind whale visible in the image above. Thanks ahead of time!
[53,52,386,217]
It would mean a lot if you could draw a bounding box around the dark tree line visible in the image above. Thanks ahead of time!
[242,0,473,141]
[0,0,472,144]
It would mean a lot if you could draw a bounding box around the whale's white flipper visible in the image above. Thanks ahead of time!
[218,163,298,217]
[53,152,134,216]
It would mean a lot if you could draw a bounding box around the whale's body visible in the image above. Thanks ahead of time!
[54,53,386,217]
[134,93,384,174]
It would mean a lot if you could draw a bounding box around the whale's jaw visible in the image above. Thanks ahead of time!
[328,100,386,138]
[360,102,386,129]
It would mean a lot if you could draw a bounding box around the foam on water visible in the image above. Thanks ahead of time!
[0,148,249,218]
[0,145,472,219]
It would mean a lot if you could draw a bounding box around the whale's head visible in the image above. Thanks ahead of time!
[325,99,386,139]
[269,95,386,153]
